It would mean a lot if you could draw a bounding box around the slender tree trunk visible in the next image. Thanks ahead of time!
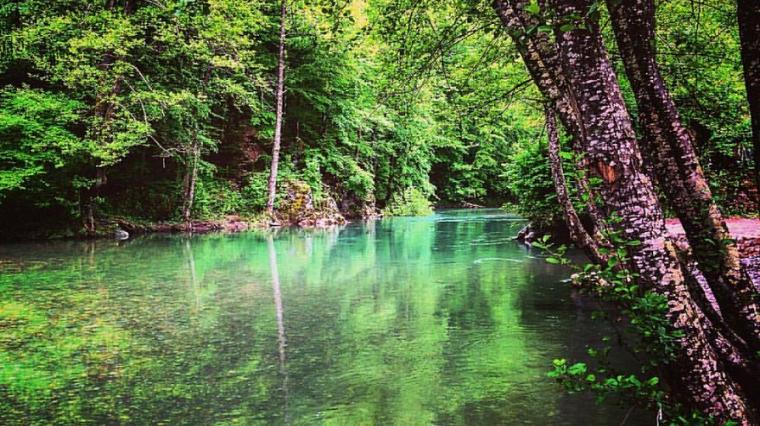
[266,0,287,216]
[83,0,134,235]
[545,106,607,264]
[737,0,760,212]
[182,136,199,228]
[493,0,753,421]
[607,0,760,353]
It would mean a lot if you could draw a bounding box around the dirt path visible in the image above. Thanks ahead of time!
[666,218,760,243]
[666,218,759,287]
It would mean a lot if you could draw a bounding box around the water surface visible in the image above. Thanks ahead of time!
[0,209,647,425]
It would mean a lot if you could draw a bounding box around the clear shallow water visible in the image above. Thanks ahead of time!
[0,209,648,425]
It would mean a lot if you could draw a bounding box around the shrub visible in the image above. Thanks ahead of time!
[502,143,560,227]
[382,187,433,217]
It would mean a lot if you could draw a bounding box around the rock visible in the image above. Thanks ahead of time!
[274,180,346,228]
[515,224,536,244]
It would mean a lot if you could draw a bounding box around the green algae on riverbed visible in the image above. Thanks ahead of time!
[0,210,647,425]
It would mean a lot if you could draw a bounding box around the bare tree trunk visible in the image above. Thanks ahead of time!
[545,106,607,264]
[607,0,760,353]
[266,0,287,216]
[738,0,760,213]
[182,136,199,228]
[493,0,753,421]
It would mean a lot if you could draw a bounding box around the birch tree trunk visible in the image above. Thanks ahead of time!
[182,136,199,228]
[493,0,753,421]
[738,0,760,213]
[266,0,287,216]
[607,0,760,353]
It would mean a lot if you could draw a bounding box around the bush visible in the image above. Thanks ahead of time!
[382,187,433,217]
[502,143,560,227]
[192,173,246,219]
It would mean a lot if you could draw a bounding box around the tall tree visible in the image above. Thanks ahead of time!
[737,0,760,212]
[84,0,136,235]
[493,0,754,421]
[606,0,760,353]
[266,0,288,216]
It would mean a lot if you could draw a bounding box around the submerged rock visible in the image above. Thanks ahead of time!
[515,224,537,245]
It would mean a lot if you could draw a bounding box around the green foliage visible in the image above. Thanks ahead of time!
[0,87,86,199]
[503,142,559,228]
[534,222,701,422]
[192,173,246,220]
[382,187,434,217]
[3,0,522,235]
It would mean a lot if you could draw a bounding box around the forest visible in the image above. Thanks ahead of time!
[1,0,760,424]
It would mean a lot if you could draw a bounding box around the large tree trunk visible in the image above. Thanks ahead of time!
[738,0,760,212]
[266,0,287,216]
[607,0,760,353]
[493,0,753,421]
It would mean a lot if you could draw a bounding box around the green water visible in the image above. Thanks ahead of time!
[0,209,647,425]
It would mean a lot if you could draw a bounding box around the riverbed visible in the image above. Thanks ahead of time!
[0,209,648,425]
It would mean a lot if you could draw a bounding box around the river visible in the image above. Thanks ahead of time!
[0,209,648,425]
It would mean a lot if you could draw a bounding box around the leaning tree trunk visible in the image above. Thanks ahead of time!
[266,0,287,216]
[493,0,753,421]
[545,106,607,265]
[738,0,760,213]
[607,0,760,353]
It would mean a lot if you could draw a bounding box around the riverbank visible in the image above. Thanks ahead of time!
[111,215,264,236]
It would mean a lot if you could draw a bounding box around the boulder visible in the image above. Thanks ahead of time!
[274,180,346,228]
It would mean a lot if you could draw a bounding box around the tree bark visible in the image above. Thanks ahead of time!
[607,0,760,353]
[493,0,753,421]
[266,0,287,215]
[738,0,760,213]
[545,105,607,264]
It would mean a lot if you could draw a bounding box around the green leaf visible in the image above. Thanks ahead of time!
[524,2,541,15]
